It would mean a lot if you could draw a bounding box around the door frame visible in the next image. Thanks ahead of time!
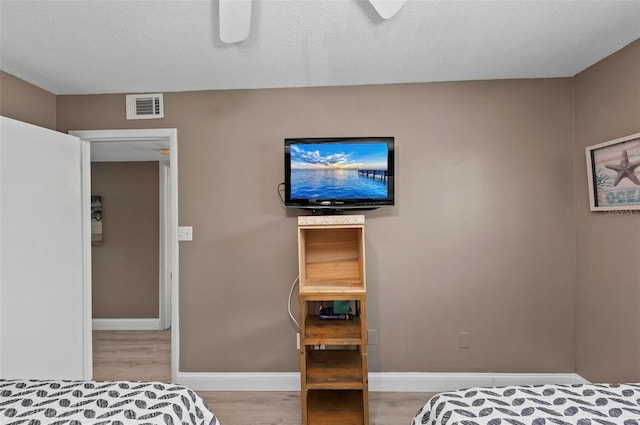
[159,161,172,330]
[71,128,179,382]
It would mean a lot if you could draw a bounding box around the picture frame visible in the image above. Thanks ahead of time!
[586,132,640,211]
[91,195,103,245]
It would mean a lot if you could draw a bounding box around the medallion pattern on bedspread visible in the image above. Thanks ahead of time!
[412,383,640,425]
[0,379,219,425]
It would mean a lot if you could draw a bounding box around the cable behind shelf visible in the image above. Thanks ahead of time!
[288,275,300,331]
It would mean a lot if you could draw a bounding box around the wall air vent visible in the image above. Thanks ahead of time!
[126,93,164,120]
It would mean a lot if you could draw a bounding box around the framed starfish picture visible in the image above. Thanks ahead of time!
[586,132,640,211]
[91,195,103,245]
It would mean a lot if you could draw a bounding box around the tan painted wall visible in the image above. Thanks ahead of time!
[573,39,640,382]
[58,79,576,373]
[0,71,56,130]
[91,161,160,319]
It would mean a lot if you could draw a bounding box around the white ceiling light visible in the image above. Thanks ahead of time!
[219,0,252,43]
[369,0,406,19]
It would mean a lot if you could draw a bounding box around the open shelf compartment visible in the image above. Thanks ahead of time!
[306,349,364,389]
[298,225,365,295]
[307,390,364,425]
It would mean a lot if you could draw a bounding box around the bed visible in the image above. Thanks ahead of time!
[0,379,219,425]
[412,383,640,425]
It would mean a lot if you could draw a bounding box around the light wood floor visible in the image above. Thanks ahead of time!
[93,330,432,425]
[93,329,172,382]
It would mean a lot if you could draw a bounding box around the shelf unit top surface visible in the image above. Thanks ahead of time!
[298,215,365,227]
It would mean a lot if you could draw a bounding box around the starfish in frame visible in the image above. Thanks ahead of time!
[605,149,640,186]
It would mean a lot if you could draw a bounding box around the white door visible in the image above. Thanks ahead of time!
[0,116,87,379]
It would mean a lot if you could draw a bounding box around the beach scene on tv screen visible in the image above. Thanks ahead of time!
[290,143,389,199]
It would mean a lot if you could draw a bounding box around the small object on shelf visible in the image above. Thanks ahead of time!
[333,300,351,314]
[318,303,351,319]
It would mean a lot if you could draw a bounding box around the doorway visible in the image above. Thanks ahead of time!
[90,145,169,331]
[70,128,179,382]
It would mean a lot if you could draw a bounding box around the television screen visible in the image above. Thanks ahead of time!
[284,137,394,211]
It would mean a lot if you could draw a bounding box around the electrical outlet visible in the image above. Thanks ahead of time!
[459,332,470,348]
[368,329,377,345]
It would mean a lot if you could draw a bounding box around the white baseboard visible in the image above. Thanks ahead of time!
[176,372,300,391]
[175,371,588,392]
[369,372,588,392]
[92,318,162,331]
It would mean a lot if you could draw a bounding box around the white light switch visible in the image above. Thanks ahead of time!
[178,226,193,241]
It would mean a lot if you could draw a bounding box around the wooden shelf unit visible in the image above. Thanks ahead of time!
[298,215,369,425]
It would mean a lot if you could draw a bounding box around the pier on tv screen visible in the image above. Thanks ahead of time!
[289,143,389,199]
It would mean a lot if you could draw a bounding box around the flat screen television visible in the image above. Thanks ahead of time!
[284,137,395,212]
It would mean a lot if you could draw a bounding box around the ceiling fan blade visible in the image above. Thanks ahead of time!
[219,0,252,43]
[369,0,406,19]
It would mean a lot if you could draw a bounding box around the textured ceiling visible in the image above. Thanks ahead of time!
[1,0,639,95]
